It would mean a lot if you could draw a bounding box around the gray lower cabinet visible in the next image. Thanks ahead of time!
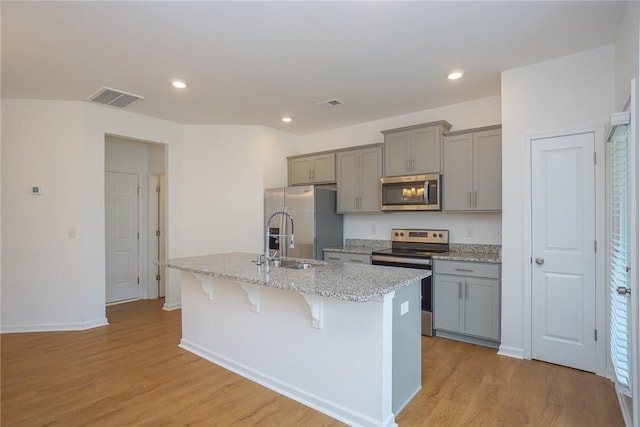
[323,251,371,264]
[336,145,382,213]
[288,153,336,186]
[434,260,500,345]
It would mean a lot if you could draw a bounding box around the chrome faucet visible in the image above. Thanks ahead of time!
[264,210,294,272]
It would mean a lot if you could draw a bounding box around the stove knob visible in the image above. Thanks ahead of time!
[439,233,443,238]
[394,232,399,236]
[400,232,405,237]
[432,233,437,237]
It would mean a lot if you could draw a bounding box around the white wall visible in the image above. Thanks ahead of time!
[181,125,296,257]
[501,46,615,357]
[1,100,87,330]
[614,2,640,110]
[1,99,184,331]
[298,96,503,244]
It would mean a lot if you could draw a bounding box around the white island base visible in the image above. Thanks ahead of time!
[179,272,421,427]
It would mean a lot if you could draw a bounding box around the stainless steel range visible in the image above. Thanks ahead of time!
[371,229,449,336]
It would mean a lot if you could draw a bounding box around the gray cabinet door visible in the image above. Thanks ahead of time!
[288,153,335,186]
[290,157,314,185]
[311,153,336,183]
[434,274,465,333]
[384,132,410,176]
[336,151,358,213]
[444,128,502,212]
[359,146,382,212]
[411,126,441,174]
[474,129,502,211]
[443,133,473,211]
[464,277,501,340]
[337,146,382,213]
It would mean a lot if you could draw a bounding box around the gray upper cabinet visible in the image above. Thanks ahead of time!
[382,121,452,176]
[336,145,383,213]
[443,126,502,212]
[288,153,336,186]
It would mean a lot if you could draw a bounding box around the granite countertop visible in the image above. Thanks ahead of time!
[323,239,392,255]
[164,252,428,302]
[322,245,378,255]
[432,251,502,264]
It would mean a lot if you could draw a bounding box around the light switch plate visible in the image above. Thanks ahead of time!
[400,301,409,315]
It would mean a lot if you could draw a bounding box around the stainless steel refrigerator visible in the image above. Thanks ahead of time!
[265,186,343,260]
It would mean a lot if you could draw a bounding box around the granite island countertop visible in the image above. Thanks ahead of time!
[165,252,429,302]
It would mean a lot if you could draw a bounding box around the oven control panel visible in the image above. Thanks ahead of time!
[391,228,449,244]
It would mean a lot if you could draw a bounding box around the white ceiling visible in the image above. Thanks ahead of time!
[1,1,628,135]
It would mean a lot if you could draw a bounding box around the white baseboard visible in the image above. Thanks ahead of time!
[162,302,181,311]
[1,317,109,334]
[497,345,524,359]
[179,338,394,427]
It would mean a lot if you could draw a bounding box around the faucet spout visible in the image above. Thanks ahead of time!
[265,210,295,272]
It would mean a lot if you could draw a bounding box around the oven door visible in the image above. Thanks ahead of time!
[371,255,434,336]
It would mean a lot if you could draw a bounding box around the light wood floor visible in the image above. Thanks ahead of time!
[1,299,624,426]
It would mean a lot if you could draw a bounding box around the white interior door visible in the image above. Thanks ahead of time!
[106,172,139,304]
[531,132,596,372]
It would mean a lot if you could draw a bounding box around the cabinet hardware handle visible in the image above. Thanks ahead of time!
[465,283,469,299]
[468,191,472,208]
[350,259,363,263]
[312,169,315,180]
[327,257,340,260]
[406,158,411,172]
[455,268,474,272]
[458,282,463,299]
[474,190,478,208]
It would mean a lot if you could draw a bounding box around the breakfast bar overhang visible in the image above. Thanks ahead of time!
[166,253,428,427]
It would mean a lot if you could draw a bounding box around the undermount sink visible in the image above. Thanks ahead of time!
[283,262,316,270]
[274,260,317,269]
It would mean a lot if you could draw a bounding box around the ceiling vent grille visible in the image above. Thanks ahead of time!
[317,98,345,106]
[87,87,143,108]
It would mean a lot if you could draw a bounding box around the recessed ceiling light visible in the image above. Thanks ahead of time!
[447,71,464,80]
[172,80,187,89]
[282,117,292,123]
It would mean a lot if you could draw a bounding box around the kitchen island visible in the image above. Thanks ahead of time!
[165,252,428,427]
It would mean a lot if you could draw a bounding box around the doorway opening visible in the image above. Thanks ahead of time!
[105,135,167,305]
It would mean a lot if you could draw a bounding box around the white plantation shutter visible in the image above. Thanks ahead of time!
[608,120,631,396]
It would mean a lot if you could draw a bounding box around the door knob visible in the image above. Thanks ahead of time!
[535,257,545,265]
[617,286,631,295]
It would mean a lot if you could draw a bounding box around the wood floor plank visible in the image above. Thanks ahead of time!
[1,299,624,426]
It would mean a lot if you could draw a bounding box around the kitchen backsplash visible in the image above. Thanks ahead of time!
[344,239,501,256]
[449,243,501,254]
[344,239,392,250]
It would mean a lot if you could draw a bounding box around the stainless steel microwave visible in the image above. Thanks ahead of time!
[380,174,441,211]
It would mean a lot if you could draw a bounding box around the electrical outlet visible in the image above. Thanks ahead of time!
[370,224,377,234]
[68,227,77,238]
[465,226,474,237]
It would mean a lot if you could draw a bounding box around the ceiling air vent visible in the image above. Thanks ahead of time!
[317,98,345,106]
[87,87,143,108]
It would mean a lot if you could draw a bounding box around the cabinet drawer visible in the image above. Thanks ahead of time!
[323,251,371,264]
[434,260,499,279]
